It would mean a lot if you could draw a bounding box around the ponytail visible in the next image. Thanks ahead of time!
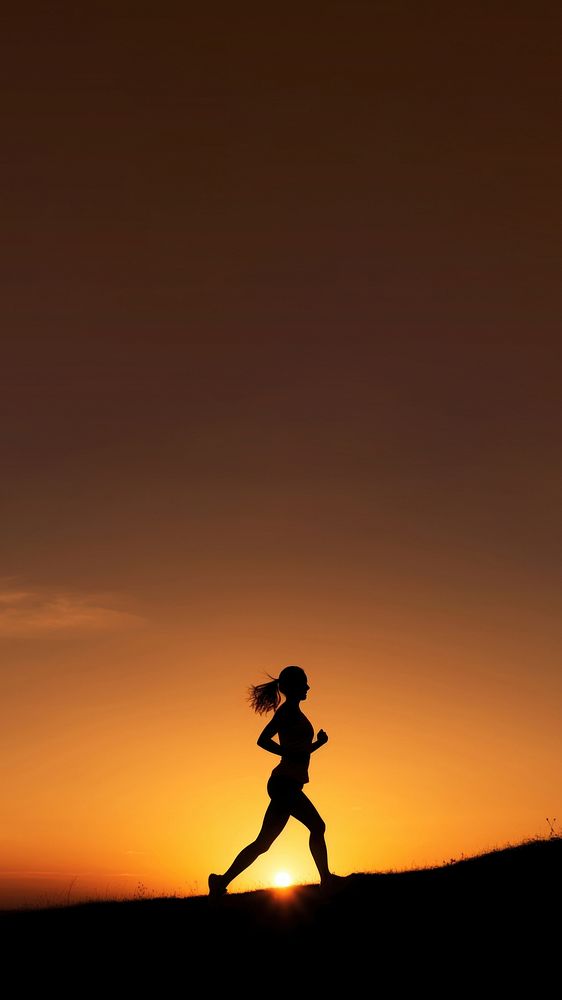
[247,675,281,715]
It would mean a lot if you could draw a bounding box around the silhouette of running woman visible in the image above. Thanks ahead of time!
[208,665,337,896]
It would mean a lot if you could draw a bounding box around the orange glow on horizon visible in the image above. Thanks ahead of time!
[3,612,561,909]
[273,871,293,888]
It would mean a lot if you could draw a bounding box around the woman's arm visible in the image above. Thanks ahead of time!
[256,715,283,756]
[310,729,328,752]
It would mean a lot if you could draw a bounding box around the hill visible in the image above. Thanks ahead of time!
[3,837,560,987]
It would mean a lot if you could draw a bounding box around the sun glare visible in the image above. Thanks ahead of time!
[273,871,292,888]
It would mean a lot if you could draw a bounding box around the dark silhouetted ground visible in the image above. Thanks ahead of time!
[3,837,559,989]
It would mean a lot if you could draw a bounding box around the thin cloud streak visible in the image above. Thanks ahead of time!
[0,582,144,637]
[0,870,145,878]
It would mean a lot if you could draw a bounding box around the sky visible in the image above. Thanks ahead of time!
[1,2,561,907]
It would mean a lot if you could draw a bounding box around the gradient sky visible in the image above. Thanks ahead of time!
[2,3,561,907]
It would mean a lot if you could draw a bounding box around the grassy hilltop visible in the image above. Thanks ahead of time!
[3,836,560,985]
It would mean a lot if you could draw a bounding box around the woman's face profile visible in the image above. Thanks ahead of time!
[298,676,310,699]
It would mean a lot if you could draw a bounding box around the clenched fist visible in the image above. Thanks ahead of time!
[316,729,328,745]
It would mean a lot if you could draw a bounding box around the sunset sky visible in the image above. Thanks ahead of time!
[2,3,561,908]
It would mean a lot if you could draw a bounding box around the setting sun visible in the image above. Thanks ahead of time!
[274,871,293,888]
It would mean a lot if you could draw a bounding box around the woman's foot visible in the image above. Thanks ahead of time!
[208,873,228,898]
[320,873,346,895]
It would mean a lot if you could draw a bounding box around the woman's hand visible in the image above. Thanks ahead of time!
[316,729,328,746]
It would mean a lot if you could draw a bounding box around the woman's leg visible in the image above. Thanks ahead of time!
[220,799,291,887]
[290,791,331,884]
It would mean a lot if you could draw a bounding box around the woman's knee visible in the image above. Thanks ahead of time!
[311,817,326,837]
[253,833,274,854]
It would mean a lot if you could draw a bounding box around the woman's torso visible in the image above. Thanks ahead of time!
[270,704,314,784]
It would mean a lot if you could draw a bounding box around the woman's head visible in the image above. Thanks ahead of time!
[248,665,309,715]
[278,665,309,699]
